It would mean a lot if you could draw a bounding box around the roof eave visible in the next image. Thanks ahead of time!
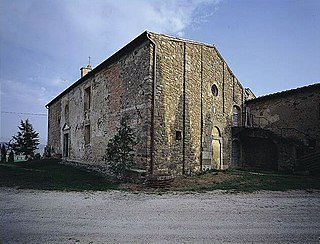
[46,31,149,108]
[246,83,320,104]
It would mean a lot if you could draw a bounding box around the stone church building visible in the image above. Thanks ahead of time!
[46,31,319,176]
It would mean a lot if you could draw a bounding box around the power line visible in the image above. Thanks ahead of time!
[1,111,47,116]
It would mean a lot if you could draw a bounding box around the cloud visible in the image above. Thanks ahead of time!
[1,79,49,143]
[1,0,223,102]
[1,79,48,111]
[47,77,73,89]
[1,0,221,61]
[0,0,222,144]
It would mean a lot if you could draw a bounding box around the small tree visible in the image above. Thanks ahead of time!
[11,119,40,157]
[1,144,6,163]
[105,116,136,180]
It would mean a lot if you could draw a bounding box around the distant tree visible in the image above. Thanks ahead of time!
[11,119,40,157]
[105,116,136,180]
[1,144,6,163]
[8,150,14,163]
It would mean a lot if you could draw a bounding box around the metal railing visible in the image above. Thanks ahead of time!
[242,112,318,146]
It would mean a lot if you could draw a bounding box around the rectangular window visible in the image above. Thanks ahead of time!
[175,130,182,140]
[84,125,90,145]
[84,86,91,110]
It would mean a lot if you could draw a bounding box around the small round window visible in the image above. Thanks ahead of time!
[211,84,218,96]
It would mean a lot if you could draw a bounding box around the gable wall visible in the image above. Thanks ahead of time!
[150,34,246,175]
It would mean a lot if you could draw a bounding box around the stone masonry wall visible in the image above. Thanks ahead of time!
[201,47,245,170]
[47,100,61,156]
[48,41,152,169]
[150,33,246,175]
[151,36,185,175]
[185,43,202,173]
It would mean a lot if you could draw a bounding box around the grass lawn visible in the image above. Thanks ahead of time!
[1,159,319,192]
[169,169,320,192]
[0,159,118,191]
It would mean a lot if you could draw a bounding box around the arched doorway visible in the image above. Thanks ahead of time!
[212,127,222,169]
[231,140,241,168]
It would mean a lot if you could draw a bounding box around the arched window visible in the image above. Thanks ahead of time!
[232,106,241,126]
[212,126,221,138]
[65,104,69,121]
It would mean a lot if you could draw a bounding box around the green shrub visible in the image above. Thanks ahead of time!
[105,116,136,181]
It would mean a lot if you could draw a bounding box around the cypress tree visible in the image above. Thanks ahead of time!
[12,119,39,157]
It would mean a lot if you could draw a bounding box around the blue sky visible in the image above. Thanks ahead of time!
[1,0,319,145]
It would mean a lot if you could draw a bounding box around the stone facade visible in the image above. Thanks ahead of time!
[47,99,61,155]
[47,35,153,169]
[150,34,246,175]
[46,31,248,176]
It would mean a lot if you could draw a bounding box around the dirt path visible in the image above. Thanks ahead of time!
[0,188,319,243]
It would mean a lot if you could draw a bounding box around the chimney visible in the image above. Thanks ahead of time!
[80,64,92,78]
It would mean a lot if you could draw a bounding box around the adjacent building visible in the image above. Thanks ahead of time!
[241,84,320,171]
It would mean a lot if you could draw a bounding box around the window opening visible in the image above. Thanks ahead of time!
[84,125,91,145]
[232,106,241,126]
[211,84,218,96]
[84,87,91,110]
[65,104,69,121]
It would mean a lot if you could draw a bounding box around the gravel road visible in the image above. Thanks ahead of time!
[0,188,319,243]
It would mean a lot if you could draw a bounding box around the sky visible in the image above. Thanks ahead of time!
[1,0,319,145]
